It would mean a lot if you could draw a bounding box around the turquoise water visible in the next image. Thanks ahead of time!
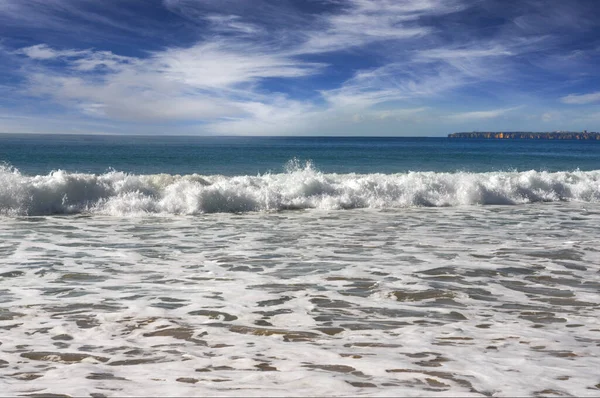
[1,134,599,175]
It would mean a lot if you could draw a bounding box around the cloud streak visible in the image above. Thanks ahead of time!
[560,91,600,105]
[447,107,521,122]
[297,0,465,54]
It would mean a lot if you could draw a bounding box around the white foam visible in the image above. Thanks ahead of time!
[1,203,600,396]
[1,163,600,216]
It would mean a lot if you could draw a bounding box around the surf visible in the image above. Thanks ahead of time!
[1,163,600,216]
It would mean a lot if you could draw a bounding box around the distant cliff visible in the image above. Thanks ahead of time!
[448,132,600,140]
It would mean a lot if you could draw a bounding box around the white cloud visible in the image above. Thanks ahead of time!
[0,110,131,135]
[321,63,466,110]
[18,44,88,60]
[373,107,429,120]
[10,0,474,135]
[18,44,134,72]
[0,0,158,37]
[447,107,520,121]
[155,41,323,90]
[19,39,324,124]
[204,15,263,35]
[413,36,552,83]
[71,52,135,72]
[541,111,560,122]
[560,91,600,105]
[298,0,463,54]
[206,103,430,136]
[15,20,509,135]
[26,70,245,122]
[416,46,513,61]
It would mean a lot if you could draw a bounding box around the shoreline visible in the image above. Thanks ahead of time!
[448,131,600,140]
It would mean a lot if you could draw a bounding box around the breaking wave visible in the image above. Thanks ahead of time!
[1,162,600,216]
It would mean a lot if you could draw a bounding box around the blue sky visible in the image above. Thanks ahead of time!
[0,0,599,136]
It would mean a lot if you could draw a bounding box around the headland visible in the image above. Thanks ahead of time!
[448,131,600,140]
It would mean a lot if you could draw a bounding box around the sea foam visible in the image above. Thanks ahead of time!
[1,163,599,216]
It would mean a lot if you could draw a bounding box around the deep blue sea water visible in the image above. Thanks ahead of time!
[1,134,599,175]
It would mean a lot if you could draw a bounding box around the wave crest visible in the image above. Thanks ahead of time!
[1,164,599,216]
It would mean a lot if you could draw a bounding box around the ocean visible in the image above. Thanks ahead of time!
[1,134,599,396]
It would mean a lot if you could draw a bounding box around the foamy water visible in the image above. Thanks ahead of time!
[2,164,600,216]
[1,203,599,396]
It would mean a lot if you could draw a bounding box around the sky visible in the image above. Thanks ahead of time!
[0,0,599,136]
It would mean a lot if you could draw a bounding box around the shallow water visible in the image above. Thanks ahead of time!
[1,203,599,396]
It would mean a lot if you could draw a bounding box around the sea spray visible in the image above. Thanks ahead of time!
[1,163,600,216]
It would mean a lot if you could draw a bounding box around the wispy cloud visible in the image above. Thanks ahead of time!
[17,44,88,60]
[18,39,324,124]
[560,91,600,105]
[203,15,263,35]
[0,0,162,38]
[298,0,464,54]
[156,41,324,90]
[447,107,521,122]
[17,44,134,71]
[321,63,466,110]
[416,46,513,61]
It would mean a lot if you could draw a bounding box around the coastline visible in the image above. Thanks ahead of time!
[448,131,600,140]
